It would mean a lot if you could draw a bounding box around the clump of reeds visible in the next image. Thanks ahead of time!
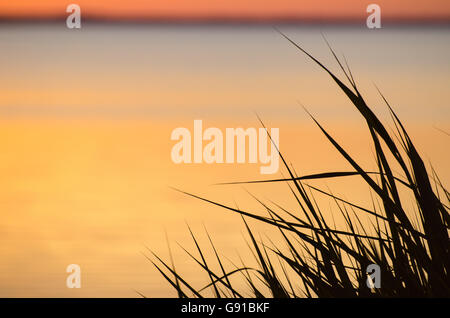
[148,32,450,298]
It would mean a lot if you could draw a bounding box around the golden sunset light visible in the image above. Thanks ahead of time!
[0,1,449,313]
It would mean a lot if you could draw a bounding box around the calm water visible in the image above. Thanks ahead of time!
[0,24,449,297]
[1,24,449,120]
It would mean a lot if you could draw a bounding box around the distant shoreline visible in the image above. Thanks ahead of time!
[1,17,450,28]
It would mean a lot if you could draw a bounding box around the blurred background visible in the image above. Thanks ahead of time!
[0,1,449,297]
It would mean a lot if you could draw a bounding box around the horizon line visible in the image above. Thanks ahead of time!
[1,15,450,26]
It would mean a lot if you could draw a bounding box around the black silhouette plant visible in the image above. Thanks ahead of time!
[148,32,450,298]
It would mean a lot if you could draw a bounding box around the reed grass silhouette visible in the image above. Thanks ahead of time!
[149,32,450,298]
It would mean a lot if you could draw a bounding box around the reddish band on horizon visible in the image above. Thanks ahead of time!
[1,0,450,22]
